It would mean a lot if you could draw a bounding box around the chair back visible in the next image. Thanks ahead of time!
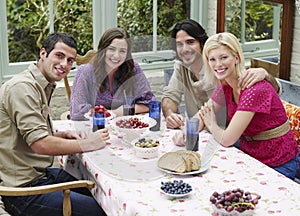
[64,50,97,102]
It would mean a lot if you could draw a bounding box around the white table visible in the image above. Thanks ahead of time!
[53,119,300,216]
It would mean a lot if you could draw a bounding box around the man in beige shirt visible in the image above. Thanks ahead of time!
[0,33,109,216]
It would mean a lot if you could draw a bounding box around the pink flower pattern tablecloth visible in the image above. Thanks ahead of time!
[54,119,300,216]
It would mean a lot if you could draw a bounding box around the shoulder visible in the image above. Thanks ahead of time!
[77,63,93,73]
[133,60,143,73]
[174,60,186,72]
[244,80,274,94]
[3,68,37,92]
[75,63,94,78]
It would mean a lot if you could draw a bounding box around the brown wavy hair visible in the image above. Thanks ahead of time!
[92,27,135,93]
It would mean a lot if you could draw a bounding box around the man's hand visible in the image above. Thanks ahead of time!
[165,113,184,129]
[54,130,86,140]
[238,67,268,90]
[78,128,110,152]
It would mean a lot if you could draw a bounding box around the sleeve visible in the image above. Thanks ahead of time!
[237,80,273,114]
[132,61,156,105]
[211,84,226,106]
[4,82,49,145]
[162,62,185,105]
[70,64,97,120]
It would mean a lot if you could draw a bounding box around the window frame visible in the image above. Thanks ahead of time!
[0,0,208,84]
[217,0,294,80]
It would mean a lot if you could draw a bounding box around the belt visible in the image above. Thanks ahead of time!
[243,120,290,142]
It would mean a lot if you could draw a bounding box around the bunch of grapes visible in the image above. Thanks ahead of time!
[209,188,261,213]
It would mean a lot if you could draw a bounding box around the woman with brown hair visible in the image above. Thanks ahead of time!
[70,27,155,120]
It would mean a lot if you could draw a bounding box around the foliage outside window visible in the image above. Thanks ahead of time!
[117,0,190,52]
[6,0,279,64]
[6,0,190,63]
[225,0,279,42]
[6,0,93,63]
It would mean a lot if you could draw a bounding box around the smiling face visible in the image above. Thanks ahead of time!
[104,38,128,73]
[207,45,239,81]
[175,30,202,69]
[38,42,76,83]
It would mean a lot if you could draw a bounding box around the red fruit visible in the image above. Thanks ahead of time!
[99,105,105,113]
[94,106,100,112]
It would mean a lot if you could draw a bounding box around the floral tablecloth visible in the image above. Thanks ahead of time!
[53,119,300,216]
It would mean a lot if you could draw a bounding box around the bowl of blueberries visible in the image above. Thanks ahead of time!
[160,180,193,198]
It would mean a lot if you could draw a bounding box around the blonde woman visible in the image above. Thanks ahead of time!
[199,32,298,180]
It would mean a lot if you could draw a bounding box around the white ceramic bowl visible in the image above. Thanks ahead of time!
[132,138,160,159]
[111,115,156,134]
[84,110,115,121]
[211,204,255,216]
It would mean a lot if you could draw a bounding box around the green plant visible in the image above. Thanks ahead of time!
[6,0,92,62]
[225,0,275,42]
[117,0,189,52]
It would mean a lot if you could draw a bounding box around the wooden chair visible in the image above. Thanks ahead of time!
[64,50,97,103]
[61,50,97,120]
[0,180,95,216]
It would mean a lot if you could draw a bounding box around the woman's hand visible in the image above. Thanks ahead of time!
[198,101,216,132]
[172,130,186,146]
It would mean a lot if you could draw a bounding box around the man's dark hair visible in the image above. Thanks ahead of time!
[40,32,77,58]
[171,19,208,54]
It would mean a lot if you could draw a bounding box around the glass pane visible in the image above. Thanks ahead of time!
[225,0,281,42]
[54,0,93,56]
[117,0,190,52]
[156,0,190,51]
[6,0,93,63]
[6,0,50,62]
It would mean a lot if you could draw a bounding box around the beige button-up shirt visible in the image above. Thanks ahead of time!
[162,61,213,117]
[0,64,55,187]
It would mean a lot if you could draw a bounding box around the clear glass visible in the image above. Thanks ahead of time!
[186,118,199,151]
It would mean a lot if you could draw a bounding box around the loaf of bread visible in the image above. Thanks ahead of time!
[158,150,201,173]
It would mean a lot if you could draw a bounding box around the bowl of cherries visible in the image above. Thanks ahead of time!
[111,115,156,134]
[210,188,261,216]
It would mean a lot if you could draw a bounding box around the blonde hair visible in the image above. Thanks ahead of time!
[202,32,245,88]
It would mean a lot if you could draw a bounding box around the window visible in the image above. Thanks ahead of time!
[224,0,281,60]
[0,0,208,83]
[217,0,294,79]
